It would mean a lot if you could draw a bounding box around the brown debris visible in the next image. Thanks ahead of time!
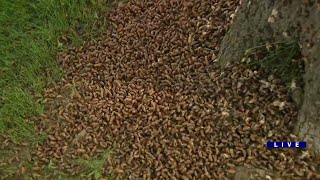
[25,0,320,179]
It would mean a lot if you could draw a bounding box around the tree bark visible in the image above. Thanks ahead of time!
[218,0,320,155]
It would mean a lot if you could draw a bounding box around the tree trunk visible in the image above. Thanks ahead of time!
[218,0,320,155]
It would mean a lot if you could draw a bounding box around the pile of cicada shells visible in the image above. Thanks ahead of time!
[29,0,320,179]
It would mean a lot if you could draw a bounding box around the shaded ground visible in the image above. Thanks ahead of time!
[218,0,320,155]
[1,0,320,179]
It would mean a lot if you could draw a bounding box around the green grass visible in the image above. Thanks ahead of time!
[34,149,113,179]
[0,0,113,143]
[244,41,304,87]
[73,149,113,179]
